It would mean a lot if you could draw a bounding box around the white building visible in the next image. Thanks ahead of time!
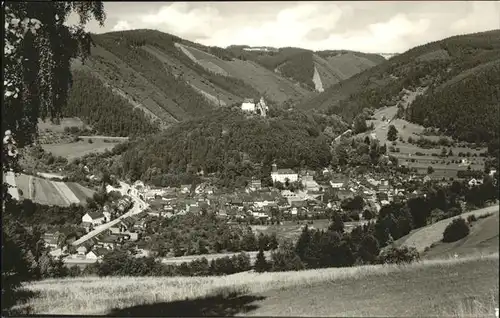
[468,178,483,187]
[241,98,256,112]
[82,211,106,226]
[489,169,497,177]
[241,97,268,117]
[271,164,298,184]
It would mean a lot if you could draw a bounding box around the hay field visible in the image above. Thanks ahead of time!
[37,117,88,133]
[422,211,499,260]
[15,173,94,206]
[42,138,121,160]
[15,253,498,316]
[395,205,499,253]
[175,43,229,76]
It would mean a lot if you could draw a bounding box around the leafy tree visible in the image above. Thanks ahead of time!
[4,2,106,146]
[268,233,279,250]
[362,209,374,220]
[357,235,380,264]
[270,241,305,272]
[254,248,270,272]
[328,211,345,233]
[387,125,398,142]
[353,114,368,134]
[294,225,311,260]
[427,166,435,174]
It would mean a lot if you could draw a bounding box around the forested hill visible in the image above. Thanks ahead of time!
[117,107,348,188]
[63,70,160,137]
[226,46,385,91]
[64,29,384,135]
[298,30,500,143]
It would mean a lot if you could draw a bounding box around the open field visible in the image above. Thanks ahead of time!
[42,138,122,160]
[395,205,499,253]
[14,173,95,206]
[422,211,499,260]
[37,117,89,133]
[15,253,498,316]
[250,219,368,242]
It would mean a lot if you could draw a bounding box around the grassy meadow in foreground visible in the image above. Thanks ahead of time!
[14,253,498,317]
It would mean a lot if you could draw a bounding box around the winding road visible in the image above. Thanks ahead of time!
[71,182,149,247]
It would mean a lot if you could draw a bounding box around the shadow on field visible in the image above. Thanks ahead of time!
[1,288,40,316]
[107,289,266,317]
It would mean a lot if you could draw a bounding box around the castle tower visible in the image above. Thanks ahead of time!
[272,163,277,173]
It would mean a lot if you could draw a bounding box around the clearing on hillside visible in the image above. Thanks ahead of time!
[422,211,499,260]
[394,205,499,253]
[41,138,122,160]
[37,117,89,133]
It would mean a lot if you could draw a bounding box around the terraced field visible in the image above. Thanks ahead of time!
[14,174,94,206]
[176,43,311,103]
[353,104,489,179]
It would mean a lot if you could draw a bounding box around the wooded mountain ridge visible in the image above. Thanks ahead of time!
[62,29,384,135]
[298,29,500,144]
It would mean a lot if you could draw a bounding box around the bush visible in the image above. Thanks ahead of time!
[466,214,477,224]
[270,241,305,272]
[88,139,93,144]
[442,218,470,242]
[378,246,420,265]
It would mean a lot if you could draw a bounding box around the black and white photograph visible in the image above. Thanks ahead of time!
[2,1,499,316]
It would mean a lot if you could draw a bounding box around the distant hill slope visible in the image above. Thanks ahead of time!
[227,46,385,92]
[421,211,499,260]
[63,29,383,134]
[298,30,500,144]
[394,205,499,254]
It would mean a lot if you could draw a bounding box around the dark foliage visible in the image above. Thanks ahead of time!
[378,246,420,265]
[118,108,334,187]
[254,248,270,273]
[64,70,160,137]
[387,125,398,142]
[442,218,470,242]
[408,61,500,143]
[144,214,276,257]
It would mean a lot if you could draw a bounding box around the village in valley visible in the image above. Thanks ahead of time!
[39,101,498,266]
[3,2,499,316]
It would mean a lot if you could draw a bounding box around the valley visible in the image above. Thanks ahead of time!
[2,3,499,317]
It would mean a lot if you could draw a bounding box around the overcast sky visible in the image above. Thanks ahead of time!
[78,1,500,53]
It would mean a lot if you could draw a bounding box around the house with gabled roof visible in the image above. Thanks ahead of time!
[82,211,106,226]
[86,247,109,260]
